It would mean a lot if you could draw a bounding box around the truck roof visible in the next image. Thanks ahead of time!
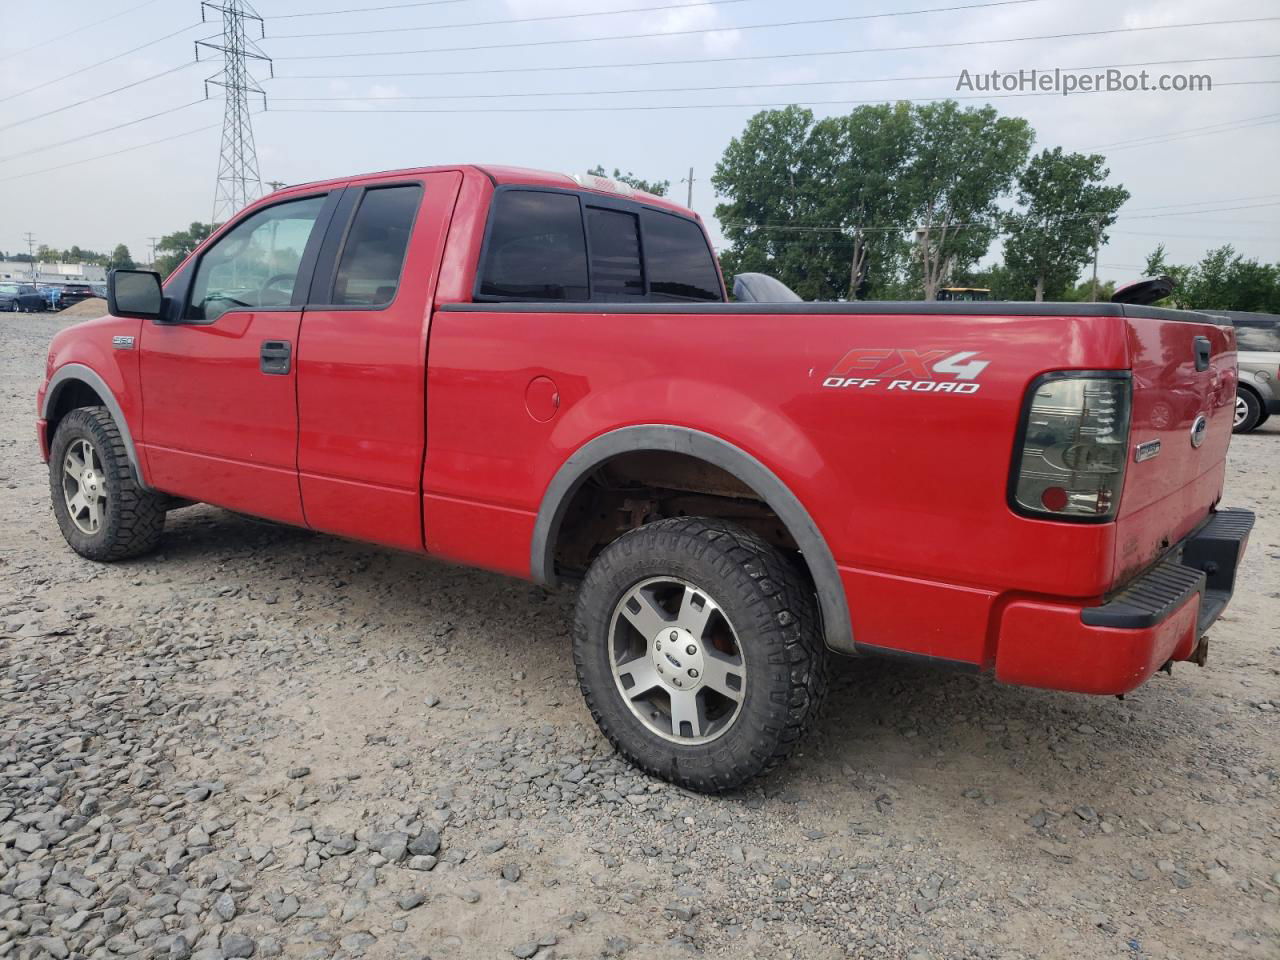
[269,164,700,220]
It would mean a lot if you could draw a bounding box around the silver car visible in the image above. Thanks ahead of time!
[1212,311,1280,433]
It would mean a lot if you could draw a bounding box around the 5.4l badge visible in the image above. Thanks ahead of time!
[822,348,989,394]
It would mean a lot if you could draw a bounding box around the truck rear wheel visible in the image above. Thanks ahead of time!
[572,517,828,792]
[49,406,166,561]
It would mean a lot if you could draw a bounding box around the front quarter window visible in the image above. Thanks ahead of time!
[187,195,326,322]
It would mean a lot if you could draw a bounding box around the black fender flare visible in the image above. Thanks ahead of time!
[530,424,853,654]
[42,363,149,490]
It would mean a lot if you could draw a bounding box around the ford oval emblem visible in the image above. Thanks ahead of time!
[1190,414,1208,448]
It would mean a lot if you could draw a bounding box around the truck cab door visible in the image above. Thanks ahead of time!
[137,191,341,524]
[296,171,462,550]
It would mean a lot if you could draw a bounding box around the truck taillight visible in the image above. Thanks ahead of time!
[1011,372,1131,521]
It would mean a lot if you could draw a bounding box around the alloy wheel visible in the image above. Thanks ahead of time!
[62,437,108,535]
[608,576,747,744]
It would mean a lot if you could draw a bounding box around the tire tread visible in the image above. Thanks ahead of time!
[572,517,829,793]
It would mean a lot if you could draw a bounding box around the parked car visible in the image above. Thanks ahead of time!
[57,283,96,307]
[0,281,45,312]
[1207,310,1280,433]
[36,165,1255,792]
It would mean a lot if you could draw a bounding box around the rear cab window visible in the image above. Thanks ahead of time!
[330,184,423,307]
[476,187,723,303]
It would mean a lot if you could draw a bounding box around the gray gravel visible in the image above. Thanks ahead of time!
[2,312,1277,959]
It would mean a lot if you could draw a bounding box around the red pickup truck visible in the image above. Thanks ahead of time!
[37,165,1254,791]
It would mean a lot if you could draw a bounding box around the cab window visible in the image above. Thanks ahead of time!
[187,195,326,322]
[478,191,589,301]
[641,210,722,301]
[331,184,422,307]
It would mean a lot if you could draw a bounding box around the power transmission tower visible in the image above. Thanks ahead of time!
[196,1,271,227]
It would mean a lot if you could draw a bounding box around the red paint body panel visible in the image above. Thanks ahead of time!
[137,310,306,525]
[994,592,1199,695]
[1112,318,1235,581]
[296,170,463,550]
[839,566,998,664]
[36,164,1251,701]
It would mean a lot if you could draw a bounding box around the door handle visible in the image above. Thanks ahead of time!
[1193,336,1210,372]
[260,340,292,375]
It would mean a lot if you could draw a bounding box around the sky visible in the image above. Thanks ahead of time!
[1,0,1277,285]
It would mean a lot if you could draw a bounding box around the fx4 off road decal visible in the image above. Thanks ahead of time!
[822,348,989,394]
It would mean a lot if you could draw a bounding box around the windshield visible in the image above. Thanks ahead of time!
[0,284,19,294]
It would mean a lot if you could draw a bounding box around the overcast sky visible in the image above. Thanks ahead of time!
[1,0,1277,283]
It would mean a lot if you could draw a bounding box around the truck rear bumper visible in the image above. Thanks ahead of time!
[994,508,1254,695]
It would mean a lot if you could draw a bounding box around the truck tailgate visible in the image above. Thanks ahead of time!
[1113,310,1238,583]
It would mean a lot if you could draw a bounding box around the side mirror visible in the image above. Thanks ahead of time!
[108,269,165,320]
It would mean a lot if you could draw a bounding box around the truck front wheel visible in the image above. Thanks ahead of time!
[572,517,828,792]
[49,406,166,561]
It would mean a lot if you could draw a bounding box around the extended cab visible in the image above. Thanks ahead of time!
[37,166,1254,791]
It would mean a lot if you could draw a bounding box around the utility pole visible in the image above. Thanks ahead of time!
[681,167,694,208]
[24,232,36,281]
[266,179,286,192]
[147,237,159,268]
[197,1,272,226]
[1089,214,1102,302]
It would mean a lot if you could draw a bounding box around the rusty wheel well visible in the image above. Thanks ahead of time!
[551,449,806,581]
[47,379,106,439]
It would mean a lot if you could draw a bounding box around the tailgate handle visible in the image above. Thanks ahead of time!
[1193,336,1211,372]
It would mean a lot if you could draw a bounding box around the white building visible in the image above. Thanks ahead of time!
[0,261,107,284]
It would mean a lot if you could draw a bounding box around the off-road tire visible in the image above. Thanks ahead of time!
[573,517,829,792]
[1234,388,1263,434]
[49,406,166,561]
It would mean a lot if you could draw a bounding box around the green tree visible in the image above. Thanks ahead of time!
[108,244,136,270]
[713,106,845,300]
[808,102,916,297]
[903,101,1033,299]
[155,222,214,277]
[587,165,670,197]
[1002,148,1129,301]
[1180,245,1280,312]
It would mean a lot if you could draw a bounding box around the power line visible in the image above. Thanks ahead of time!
[271,0,472,19]
[1113,229,1280,242]
[0,22,204,104]
[273,13,1280,62]
[1086,111,1280,150]
[270,0,765,38]
[270,56,1280,103]
[719,201,1280,237]
[268,52,1280,95]
[0,101,210,165]
[0,121,228,185]
[0,62,205,134]
[1113,193,1280,212]
[271,78,1280,114]
[3,0,167,58]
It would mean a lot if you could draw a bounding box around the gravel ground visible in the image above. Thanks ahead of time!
[2,312,1277,960]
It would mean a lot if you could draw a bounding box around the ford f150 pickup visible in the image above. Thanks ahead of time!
[37,165,1254,791]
